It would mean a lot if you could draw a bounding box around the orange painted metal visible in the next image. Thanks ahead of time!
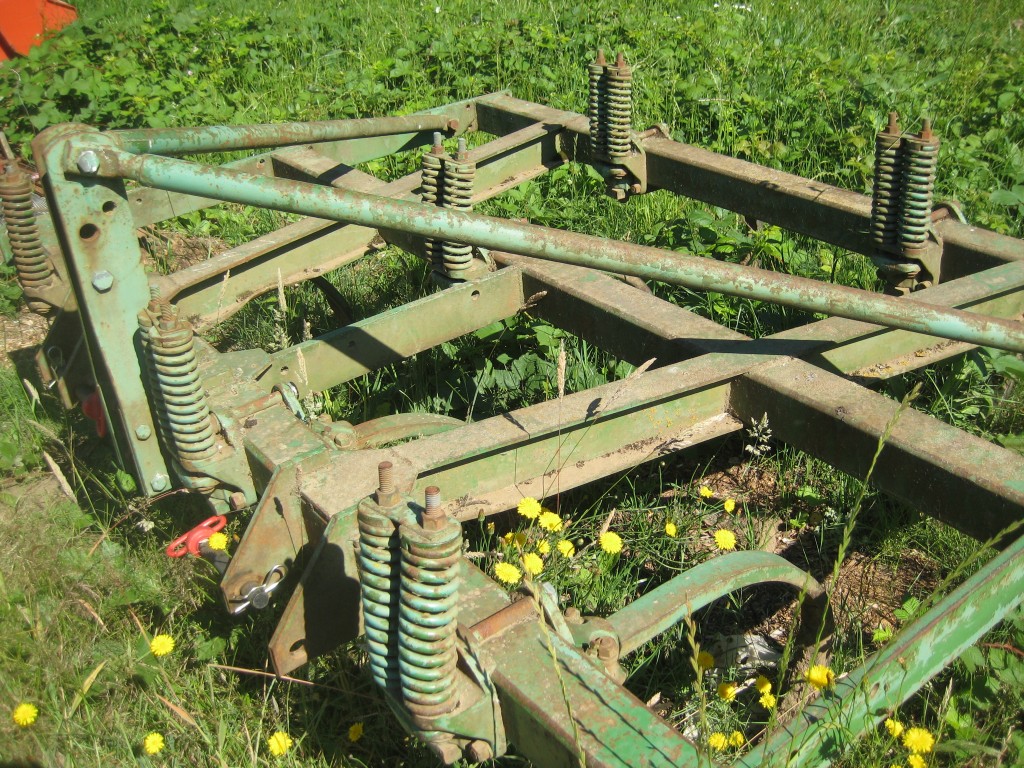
[0,0,77,61]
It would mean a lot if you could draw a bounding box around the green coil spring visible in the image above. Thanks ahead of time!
[0,162,53,314]
[358,498,402,693]
[870,112,903,253]
[588,49,608,161]
[420,133,445,272]
[899,121,940,254]
[398,489,462,719]
[138,290,169,441]
[147,308,217,463]
[605,52,633,163]
[441,138,475,278]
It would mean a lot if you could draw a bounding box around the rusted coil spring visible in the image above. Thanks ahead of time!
[899,133,939,253]
[441,143,475,277]
[0,162,53,313]
[148,314,216,462]
[605,61,632,163]
[358,506,401,692]
[420,138,444,272]
[398,525,461,718]
[870,129,903,253]
[588,52,608,160]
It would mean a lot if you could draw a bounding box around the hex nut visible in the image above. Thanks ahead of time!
[150,473,170,492]
[135,424,152,440]
[229,491,248,510]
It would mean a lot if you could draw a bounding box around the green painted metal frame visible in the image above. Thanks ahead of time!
[21,87,1024,767]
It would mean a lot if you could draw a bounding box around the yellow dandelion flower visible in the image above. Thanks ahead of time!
[537,540,550,555]
[143,732,165,755]
[538,510,563,532]
[724,498,736,513]
[502,531,527,547]
[759,692,777,710]
[348,722,364,742]
[717,682,737,702]
[557,539,575,558]
[267,730,293,757]
[755,675,772,694]
[907,755,925,768]
[665,521,677,537]
[494,562,522,585]
[699,485,714,499]
[599,531,623,554]
[12,703,38,727]
[728,730,745,748]
[206,532,228,551]
[149,634,175,657]
[884,718,904,738]
[522,552,544,576]
[517,497,541,520]
[708,732,728,751]
[889,764,905,768]
[714,529,737,551]
[806,664,835,690]
[485,522,495,534]
[696,650,715,670]
[903,727,935,754]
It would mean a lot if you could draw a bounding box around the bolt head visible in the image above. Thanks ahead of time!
[150,473,170,492]
[229,491,248,510]
[77,150,100,175]
[91,270,114,292]
[466,740,494,762]
[135,424,152,440]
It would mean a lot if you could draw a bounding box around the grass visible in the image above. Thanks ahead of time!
[2,0,1024,765]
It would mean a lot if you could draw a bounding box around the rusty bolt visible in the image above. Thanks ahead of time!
[229,491,248,511]
[886,111,900,135]
[456,137,468,161]
[920,118,934,141]
[466,740,493,763]
[594,635,617,661]
[564,606,582,624]
[446,118,460,133]
[375,461,399,506]
[158,307,178,331]
[630,183,643,195]
[595,48,606,66]
[378,461,394,495]
[422,486,446,531]
[431,131,445,155]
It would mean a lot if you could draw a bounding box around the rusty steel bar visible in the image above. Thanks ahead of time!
[111,113,456,156]
[93,145,1024,353]
[607,551,824,656]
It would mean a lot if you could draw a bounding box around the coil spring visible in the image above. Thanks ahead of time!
[421,136,445,271]
[148,310,216,462]
[358,504,402,692]
[441,140,474,277]
[605,56,632,162]
[398,521,462,718]
[899,129,939,253]
[0,162,53,313]
[588,51,608,161]
[870,121,903,252]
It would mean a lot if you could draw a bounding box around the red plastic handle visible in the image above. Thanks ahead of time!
[165,515,227,558]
